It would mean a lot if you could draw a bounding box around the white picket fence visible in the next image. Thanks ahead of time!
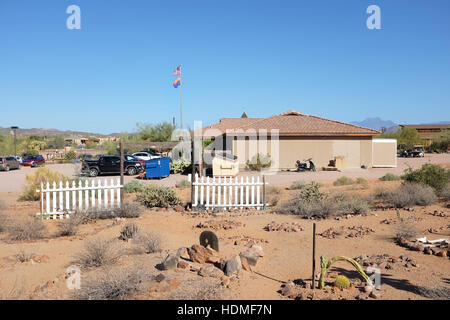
[36,178,123,219]
[189,174,267,210]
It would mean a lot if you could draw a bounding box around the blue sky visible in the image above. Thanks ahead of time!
[0,0,449,134]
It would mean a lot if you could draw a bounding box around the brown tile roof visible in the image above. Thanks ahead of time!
[400,124,450,130]
[199,110,380,137]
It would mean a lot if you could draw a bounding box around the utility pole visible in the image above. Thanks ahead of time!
[11,126,18,157]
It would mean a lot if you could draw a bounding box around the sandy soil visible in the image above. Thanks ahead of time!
[0,177,449,300]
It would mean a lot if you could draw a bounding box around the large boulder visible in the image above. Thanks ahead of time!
[188,244,217,264]
[224,255,242,276]
[239,249,259,266]
[161,254,179,270]
[198,264,224,278]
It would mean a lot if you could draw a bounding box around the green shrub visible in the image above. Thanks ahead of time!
[379,173,402,181]
[19,167,75,201]
[246,153,271,171]
[124,181,144,193]
[136,185,181,208]
[402,164,450,192]
[333,176,354,186]
[170,159,190,174]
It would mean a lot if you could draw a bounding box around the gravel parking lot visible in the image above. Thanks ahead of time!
[0,154,449,193]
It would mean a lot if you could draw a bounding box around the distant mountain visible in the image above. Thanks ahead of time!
[351,118,397,131]
[0,126,105,137]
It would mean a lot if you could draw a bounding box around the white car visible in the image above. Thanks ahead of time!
[14,156,22,164]
[132,151,161,161]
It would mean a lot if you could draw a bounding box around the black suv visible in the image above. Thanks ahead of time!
[81,155,143,177]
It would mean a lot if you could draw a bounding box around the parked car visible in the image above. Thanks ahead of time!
[125,154,145,173]
[22,155,45,167]
[132,151,161,161]
[0,156,21,171]
[401,145,425,158]
[81,155,143,177]
[14,156,22,164]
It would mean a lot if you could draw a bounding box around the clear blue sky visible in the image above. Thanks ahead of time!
[0,0,449,134]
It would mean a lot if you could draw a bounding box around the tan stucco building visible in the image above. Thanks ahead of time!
[200,110,391,171]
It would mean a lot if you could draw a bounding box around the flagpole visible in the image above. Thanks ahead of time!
[179,66,183,129]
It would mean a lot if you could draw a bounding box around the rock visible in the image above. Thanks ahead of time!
[280,282,296,298]
[168,279,181,289]
[198,264,224,278]
[370,291,381,299]
[364,285,374,293]
[397,238,408,246]
[153,273,166,282]
[240,256,252,272]
[249,244,264,257]
[177,260,189,269]
[423,247,432,255]
[220,276,231,287]
[224,255,242,276]
[174,205,184,213]
[239,250,259,266]
[162,254,179,270]
[357,293,368,300]
[188,244,217,264]
[436,251,447,257]
[176,247,189,259]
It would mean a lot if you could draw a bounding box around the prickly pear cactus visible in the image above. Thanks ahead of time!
[334,275,350,289]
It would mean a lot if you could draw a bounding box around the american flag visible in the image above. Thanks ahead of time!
[173,65,181,76]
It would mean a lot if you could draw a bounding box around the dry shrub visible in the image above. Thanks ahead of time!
[133,229,162,254]
[395,221,420,241]
[266,186,281,194]
[0,213,8,233]
[439,182,450,201]
[75,201,143,220]
[7,215,47,241]
[415,286,450,300]
[75,267,149,300]
[19,167,74,201]
[57,215,83,237]
[175,180,191,189]
[333,176,354,186]
[0,279,26,300]
[17,249,35,263]
[379,173,402,181]
[402,163,450,192]
[290,181,307,190]
[383,183,436,208]
[0,198,6,211]
[74,238,123,268]
[119,223,139,241]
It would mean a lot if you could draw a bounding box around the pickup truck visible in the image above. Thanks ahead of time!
[81,155,143,177]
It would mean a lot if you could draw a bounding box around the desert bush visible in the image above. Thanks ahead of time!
[17,249,35,263]
[373,186,393,200]
[290,181,307,190]
[124,181,144,193]
[119,223,139,241]
[267,194,280,207]
[246,153,272,171]
[383,183,436,208]
[19,167,74,201]
[170,159,190,174]
[266,186,281,195]
[0,213,7,233]
[7,216,47,241]
[75,267,148,300]
[333,176,354,186]
[169,281,225,300]
[395,220,420,241]
[136,185,181,208]
[57,215,83,237]
[439,183,450,201]
[76,201,143,220]
[133,229,162,254]
[74,239,123,268]
[175,180,191,189]
[339,197,370,215]
[0,198,6,211]
[402,164,450,192]
[379,173,402,181]
[414,286,450,300]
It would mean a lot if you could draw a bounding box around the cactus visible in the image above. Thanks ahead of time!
[119,223,139,241]
[334,275,351,289]
[319,255,372,289]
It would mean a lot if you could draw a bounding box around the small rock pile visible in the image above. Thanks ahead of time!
[425,210,446,217]
[354,254,418,269]
[263,221,304,232]
[397,237,449,258]
[380,219,393,224]
[196,220,244,230]
[319,226,375,239]
[228,236,269,246]
[160,243,265,285]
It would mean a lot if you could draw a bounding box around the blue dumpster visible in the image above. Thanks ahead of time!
[144,157,170,179]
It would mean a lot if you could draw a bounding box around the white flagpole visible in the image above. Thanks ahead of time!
[179,65,183,129]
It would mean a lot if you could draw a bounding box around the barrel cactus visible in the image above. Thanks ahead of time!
[334,275,351,289]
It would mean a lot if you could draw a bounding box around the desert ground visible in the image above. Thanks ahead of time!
[0,154,449,300]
